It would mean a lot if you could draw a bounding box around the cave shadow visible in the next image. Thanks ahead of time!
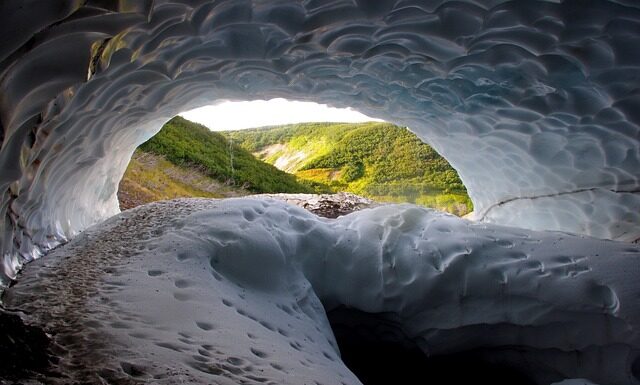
[0,308,52,381]
[327,306,537,385]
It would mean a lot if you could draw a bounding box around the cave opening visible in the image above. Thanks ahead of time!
[327,306,536,385]
[117,100,472,216]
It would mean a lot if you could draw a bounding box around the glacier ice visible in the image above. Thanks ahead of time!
[4,198,640,384]
[0,1,640,282]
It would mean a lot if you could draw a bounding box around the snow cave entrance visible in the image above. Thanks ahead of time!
[118,100,472,216]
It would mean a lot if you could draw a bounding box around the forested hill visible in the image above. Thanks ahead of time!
[136,116,313,194]
[225,122,472,215]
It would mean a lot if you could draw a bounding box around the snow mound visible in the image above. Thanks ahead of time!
[4,198,640,384]
[1,1,640,282]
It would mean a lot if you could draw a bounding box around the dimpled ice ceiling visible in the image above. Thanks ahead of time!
[0,0,639,281]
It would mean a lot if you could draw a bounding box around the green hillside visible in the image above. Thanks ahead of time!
[137,116,314,194]
[118,151,245,210]
[226,122,472,215]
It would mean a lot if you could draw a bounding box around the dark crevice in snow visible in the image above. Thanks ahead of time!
[327,307,537,385]
[632,355,640,381]
[0,309,51,382]
[87,38,110,81]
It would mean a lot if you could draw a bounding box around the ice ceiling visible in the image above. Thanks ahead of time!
[0,0,639,282]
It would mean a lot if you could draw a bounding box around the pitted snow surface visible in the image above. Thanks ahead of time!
[4,198,640,384]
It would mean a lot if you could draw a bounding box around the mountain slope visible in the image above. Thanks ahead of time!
[118,117,315,209]
[118,151,244,210]
[137,116,314,194]
[228,122,358,173]
[226,122,472,215]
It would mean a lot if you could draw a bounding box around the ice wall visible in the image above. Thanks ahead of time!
[1,0,640,282]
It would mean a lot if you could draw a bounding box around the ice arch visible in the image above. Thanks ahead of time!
[1,0,640,282]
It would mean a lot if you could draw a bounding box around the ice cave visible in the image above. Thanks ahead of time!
[1,1,640,384]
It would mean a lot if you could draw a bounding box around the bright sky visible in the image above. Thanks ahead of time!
[179,99,381,131]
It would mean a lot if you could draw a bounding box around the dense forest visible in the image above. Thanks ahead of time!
[226,122,472,215]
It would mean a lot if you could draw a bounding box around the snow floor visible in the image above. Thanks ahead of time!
[3,198,640,384]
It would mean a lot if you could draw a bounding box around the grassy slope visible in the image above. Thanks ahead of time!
[118,117,315,210]
[118,151,244,210]
[226,122,472,215]
[138,116,314,194]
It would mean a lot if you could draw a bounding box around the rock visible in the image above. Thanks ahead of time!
[0,310,50,383]
[254,192,378,218]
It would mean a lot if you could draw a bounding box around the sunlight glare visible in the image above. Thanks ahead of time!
[180,99,381,131]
